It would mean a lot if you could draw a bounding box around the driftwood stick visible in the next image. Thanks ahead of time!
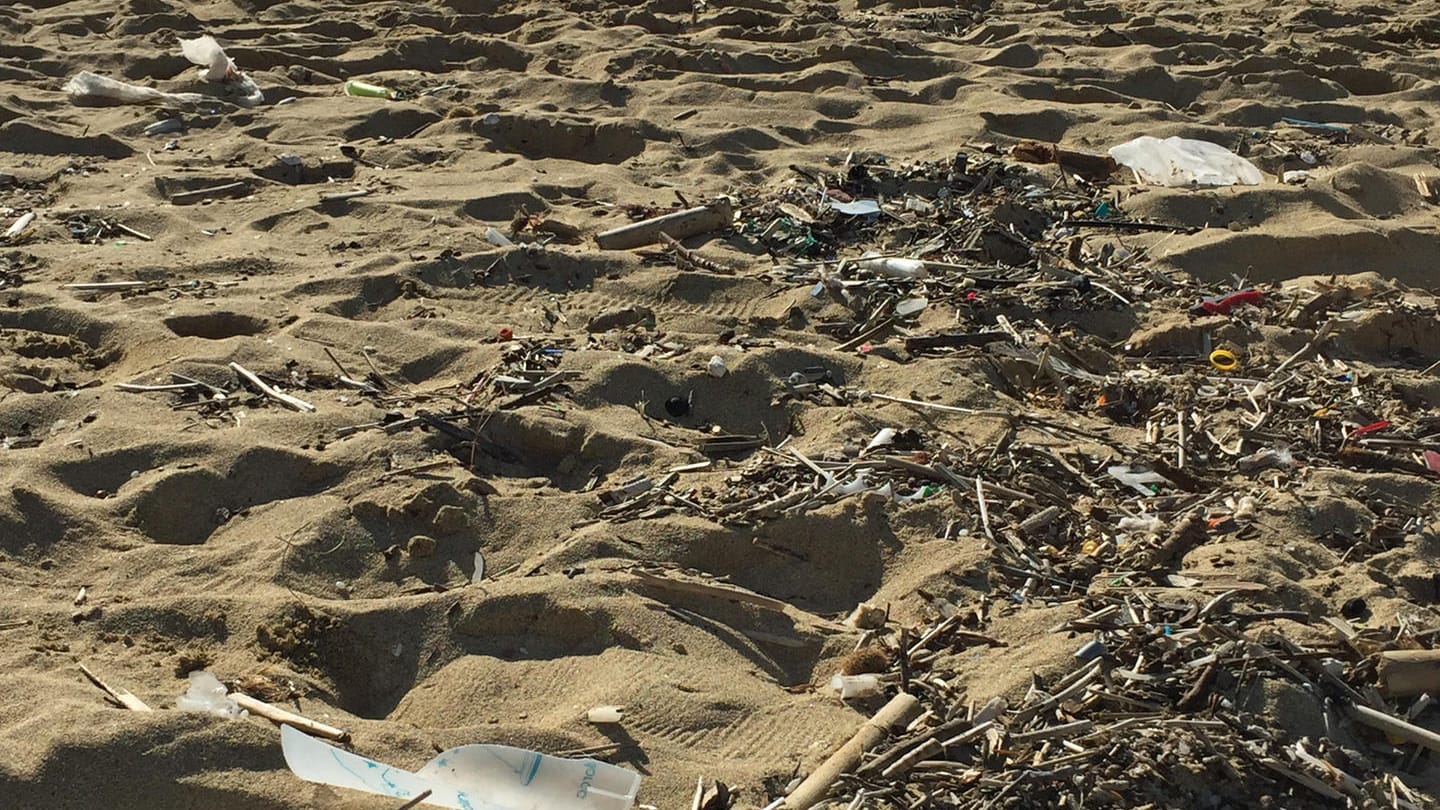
[170,373,229,398]
[1347,702,1440,752]
[229,362,316,412]
[782,692,921,810]
[660,232,732,273]
[1268,318,1337,380]
[319,351,377,391]
[169,181,248,203]
[230,692,350,743]
[974,477,994,539]
[113,221,154,241]
[115,382,206,393]
[322,347,353,378]
[78,664,153,712]
[319,189,372,203]
[836,318,895,353]
[868,392,1012,419]
[596,199,733,250]
[880,456,1037,504]
[881,738,943,778]
[62,281,153,290]
[630,570,791,614]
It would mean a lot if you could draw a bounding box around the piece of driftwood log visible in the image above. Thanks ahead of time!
[596,199,733,250]
[1010,140,1117,181]
[782,692,921,810]
[1378,650,1440,697]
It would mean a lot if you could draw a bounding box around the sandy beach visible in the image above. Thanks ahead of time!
[2,1,1440,808]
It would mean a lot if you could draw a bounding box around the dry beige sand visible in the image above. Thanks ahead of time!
[2,0,1440,808]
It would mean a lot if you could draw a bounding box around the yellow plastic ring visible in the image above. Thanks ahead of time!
[1209,348,1239,372]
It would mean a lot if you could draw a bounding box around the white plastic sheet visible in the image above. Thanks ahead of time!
[64,35,262,108]
[1109,136,1263,187]
[63,72,207,106]
[281,725,642,810]
[829,199,881,216]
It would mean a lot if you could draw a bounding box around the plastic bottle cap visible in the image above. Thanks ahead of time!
[1209,348,1239,372]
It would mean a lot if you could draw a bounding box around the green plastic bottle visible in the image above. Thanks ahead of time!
[343,80,395,100]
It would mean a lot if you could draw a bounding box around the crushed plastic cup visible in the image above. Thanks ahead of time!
[1117,516,1163,534]
[281,725,642,810]
[895,297,928,317]
[707,355,728,378]
[864,427,896,452]
[829,199,881,216]
[176,670,244,718]
[829,673,883,699]
[1109,136,1263,187]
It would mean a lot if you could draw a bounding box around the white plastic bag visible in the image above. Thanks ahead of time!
[1109,136,1263,187]
[181,36,236,82]
[180,36,263,107]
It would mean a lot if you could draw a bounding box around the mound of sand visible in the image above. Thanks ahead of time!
[2,1,1439,809]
